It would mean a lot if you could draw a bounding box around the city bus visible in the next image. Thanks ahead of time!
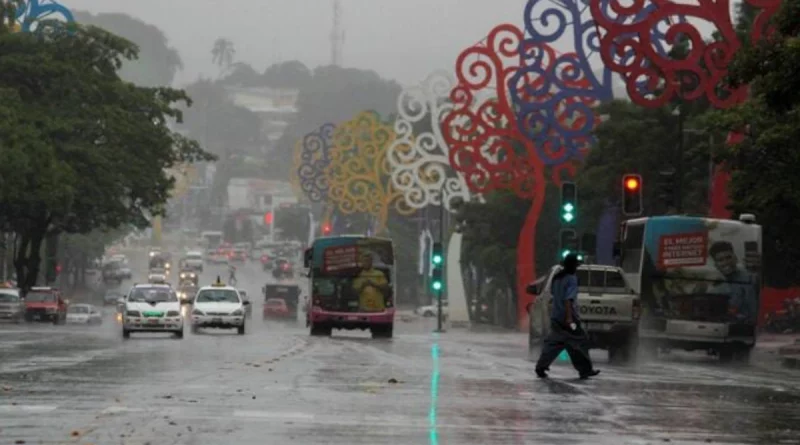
[618,214,762,362]
[303,236,395,338]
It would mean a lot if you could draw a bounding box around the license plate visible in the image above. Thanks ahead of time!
[212,317,222,323]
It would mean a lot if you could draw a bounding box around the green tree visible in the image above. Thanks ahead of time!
[221,62,262,87]
[0,23,213,293]
[262,60,312,89]
[704,0,800,286]
[211,37,236,77]
[73,11,182,87]
[270,65,400,180]
[578,100,713,227]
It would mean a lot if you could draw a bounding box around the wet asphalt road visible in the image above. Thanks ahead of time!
[2,257,800,444]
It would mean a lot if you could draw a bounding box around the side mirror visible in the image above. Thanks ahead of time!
[303,248,312,268]
[525,283,539,295]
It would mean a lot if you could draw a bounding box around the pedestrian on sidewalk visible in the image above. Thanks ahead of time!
[535,253,600,380]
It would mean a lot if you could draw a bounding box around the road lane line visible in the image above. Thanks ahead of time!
[0,404,59,413]
[233,410,315,420]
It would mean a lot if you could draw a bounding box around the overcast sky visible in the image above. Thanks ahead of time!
[65,0,536,87]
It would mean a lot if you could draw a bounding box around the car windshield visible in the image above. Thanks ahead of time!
[129,288,176,303]
[0,292,19,302]
[25,292,56,302]
[196,289,240,303]
[69,306,89,314]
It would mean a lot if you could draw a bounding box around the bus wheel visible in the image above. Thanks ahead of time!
[371,324,393,339]
[310,324,331,337]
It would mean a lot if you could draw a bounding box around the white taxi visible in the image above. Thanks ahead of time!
[122,284,184,339]
[191,279,249,335]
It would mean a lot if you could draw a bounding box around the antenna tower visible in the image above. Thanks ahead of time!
[331,0,344,66]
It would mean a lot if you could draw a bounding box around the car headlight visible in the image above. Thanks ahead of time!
[192,308,205,316]
[231,309,244,316]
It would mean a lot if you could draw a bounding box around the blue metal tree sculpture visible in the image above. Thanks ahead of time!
[297,123,336,203]
[14,0,74,33]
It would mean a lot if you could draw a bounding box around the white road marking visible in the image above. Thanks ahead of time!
[101,406,147,414]
[0,404,59,413]
[233,410,315,421]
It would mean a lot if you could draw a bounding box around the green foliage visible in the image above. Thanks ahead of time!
[458,192,529,290]
[73,11,182,87]
[262,60,312,89]
[702,0,800,286]
[211,37,236,76]
[579,100,714,228]
[269,66,401,180]
[0,23,212,291]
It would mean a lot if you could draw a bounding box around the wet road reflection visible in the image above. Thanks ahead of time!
[0,259,799,444]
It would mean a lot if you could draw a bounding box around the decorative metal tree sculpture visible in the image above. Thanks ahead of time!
[512,0,683,169]
[442,23,597,326]
[590,0,782,216]
[326,111,415,233]
[14,0,74,32]
[297,123,336,203]
[387,70,472,212]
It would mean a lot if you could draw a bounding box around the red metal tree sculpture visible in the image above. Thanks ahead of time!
[590,0,782,216]
[442,24,598,329]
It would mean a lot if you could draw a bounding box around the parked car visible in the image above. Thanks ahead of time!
[0,286,24,323]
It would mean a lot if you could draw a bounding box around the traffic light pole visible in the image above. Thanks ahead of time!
[437,186,445,333]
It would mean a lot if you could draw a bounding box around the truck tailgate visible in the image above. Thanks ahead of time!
[577,293,637,323]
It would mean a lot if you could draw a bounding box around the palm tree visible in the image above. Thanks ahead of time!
[211,37,236,77]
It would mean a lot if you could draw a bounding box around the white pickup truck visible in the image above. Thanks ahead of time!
[527,264,641,364]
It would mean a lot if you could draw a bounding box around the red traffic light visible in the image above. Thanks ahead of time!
[263,211,273,225]
[322,223,331,234]
[625,176,640,191]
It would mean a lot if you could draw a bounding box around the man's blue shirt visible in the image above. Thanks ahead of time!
[550,273,579,323]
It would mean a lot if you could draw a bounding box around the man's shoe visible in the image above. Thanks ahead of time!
[579,369,600,380]
[535,368,548,379]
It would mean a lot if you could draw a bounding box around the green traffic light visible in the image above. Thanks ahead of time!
[432,281,442,291]
[563,203,574,212]
[562,212,574,223]
[561,250,570,258]
[432,254,443,265]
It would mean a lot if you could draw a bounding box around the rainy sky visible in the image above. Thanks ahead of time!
[64,0,531,87]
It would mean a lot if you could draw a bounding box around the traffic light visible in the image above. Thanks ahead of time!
[560,181,577,224]
[559,228,579,260]
[322,222,332,235]
[431,242,443,266]
[431,266,443,292]
[263,211,273,225]
[622,174,643,216]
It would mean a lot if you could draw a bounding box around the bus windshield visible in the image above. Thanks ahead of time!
[309,237,394,313]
